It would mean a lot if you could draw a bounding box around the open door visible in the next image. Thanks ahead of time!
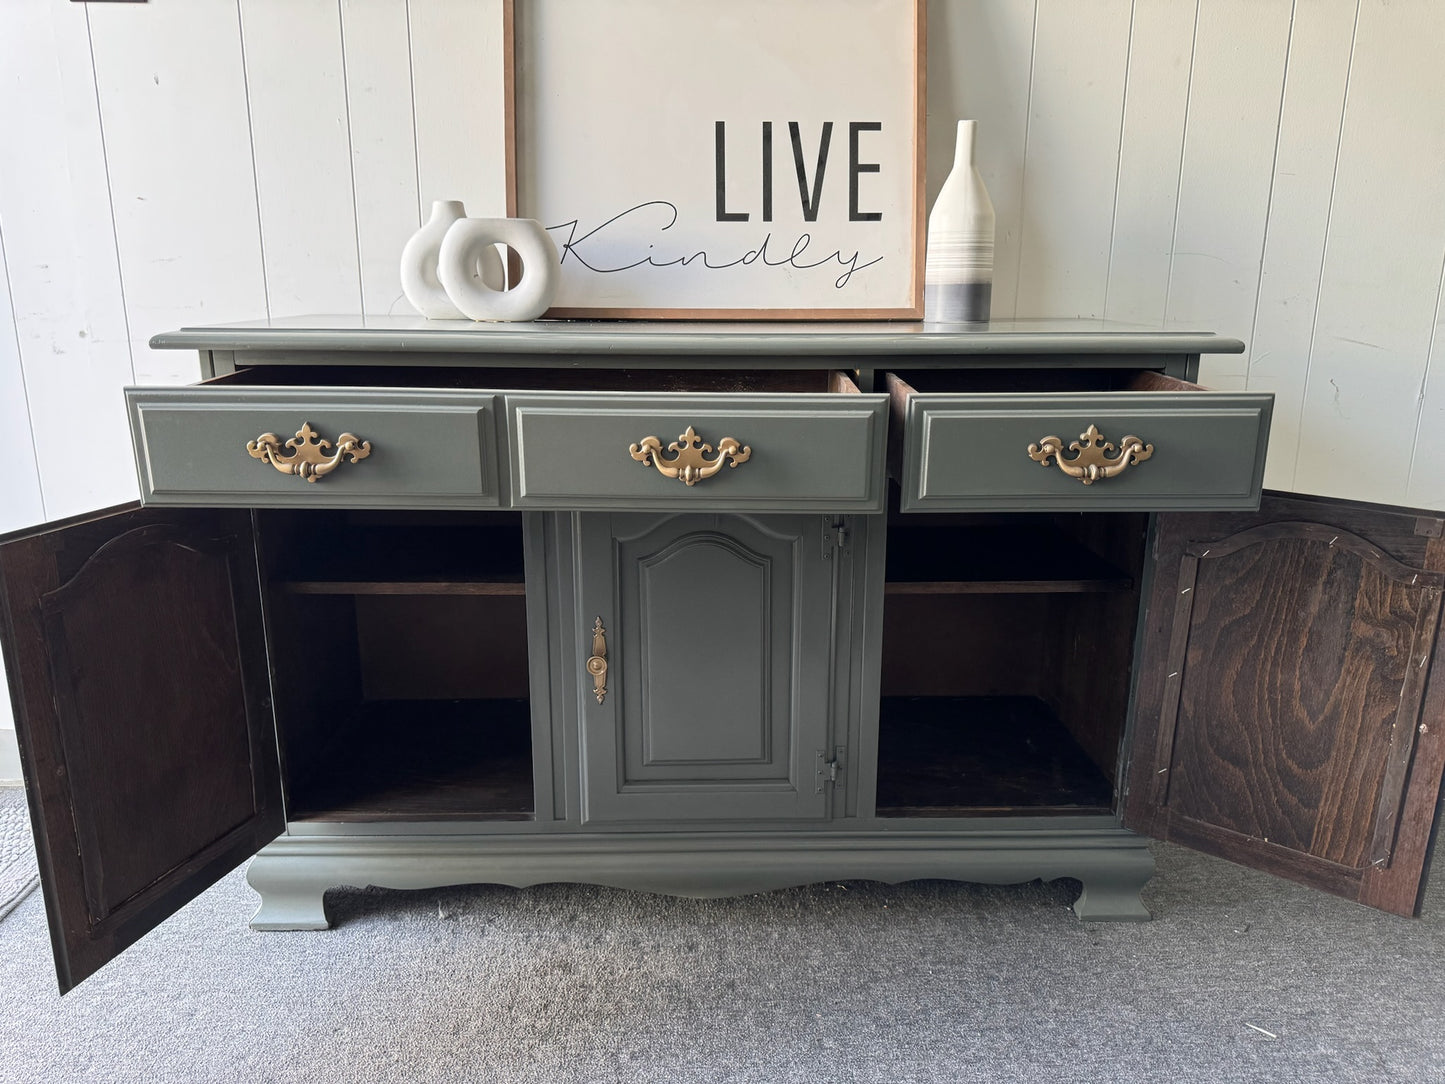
[1123,493,1445,915]
[0,505,283,991]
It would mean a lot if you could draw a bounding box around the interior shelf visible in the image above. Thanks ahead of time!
[281,577,524,596]
[287,698,534,821]
[269,524,525,592]
[875,696,1114,816]
[884,525,1132,595]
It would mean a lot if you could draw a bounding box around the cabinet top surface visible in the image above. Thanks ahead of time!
[151,315,1245,358]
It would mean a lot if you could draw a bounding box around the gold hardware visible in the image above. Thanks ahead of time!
[586,616,608,704]
[1027,424,1153,485]
[246,422,372,483]
[629,426,751,486]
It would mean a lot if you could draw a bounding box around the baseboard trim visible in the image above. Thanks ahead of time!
[0,728,19,783]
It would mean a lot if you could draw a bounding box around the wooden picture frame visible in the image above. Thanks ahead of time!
[503,0,926,320]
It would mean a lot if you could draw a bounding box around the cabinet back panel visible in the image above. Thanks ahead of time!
[1040,513,1148,782]
[357,594,530,701]
[265,592,363,795]
[880,595,1051,698]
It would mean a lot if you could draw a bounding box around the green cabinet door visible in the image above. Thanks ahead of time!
[574,512,840,824]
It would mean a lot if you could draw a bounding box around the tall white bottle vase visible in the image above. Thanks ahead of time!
[924,120,995,323]
[400,200,502,319]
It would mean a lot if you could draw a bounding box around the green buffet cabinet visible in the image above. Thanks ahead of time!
[3,319,1443,993]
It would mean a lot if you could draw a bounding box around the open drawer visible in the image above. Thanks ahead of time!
[126,367,888,513]
[887,369,1273,512]
[126,387,500,509]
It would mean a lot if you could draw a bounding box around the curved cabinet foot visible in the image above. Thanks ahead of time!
[246,853,332,931]
[1071,858,1155,922]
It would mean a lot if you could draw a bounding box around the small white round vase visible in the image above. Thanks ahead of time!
[438,218,560,322]
[400,200,504,319]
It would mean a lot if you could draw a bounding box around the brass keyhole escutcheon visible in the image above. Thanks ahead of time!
[586,616,608,704]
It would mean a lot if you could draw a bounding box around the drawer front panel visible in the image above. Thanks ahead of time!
[901,392,1273,512]
[127,389,499,508]
[506,392,889,511]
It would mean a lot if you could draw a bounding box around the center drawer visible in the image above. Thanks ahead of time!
[126,368,888,514]
[888,370,1274,512]
[506,372,886,511]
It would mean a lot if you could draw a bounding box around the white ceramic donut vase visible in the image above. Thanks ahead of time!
[400,200,505,319]
[437,217,560,322]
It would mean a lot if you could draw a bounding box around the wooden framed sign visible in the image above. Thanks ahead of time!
[505,0,925,320]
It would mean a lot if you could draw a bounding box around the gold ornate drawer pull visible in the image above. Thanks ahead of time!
[586,616,608,704]
[629,426,751,486]
[246,423,372,483]
[1027,424,1153,485]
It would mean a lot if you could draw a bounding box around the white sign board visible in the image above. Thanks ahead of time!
[508,0,925,319]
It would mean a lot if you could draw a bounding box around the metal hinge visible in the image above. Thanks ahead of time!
[815,747,845,792]
[822,518,850,559]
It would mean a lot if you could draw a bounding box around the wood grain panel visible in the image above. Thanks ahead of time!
[1124,494,1445,915]
[1163,530,1433,868]
[1042,512,1147,781]
[1166,0,1291,386]
[356,594,531,701]
[239,0,362,315]
[0,506,281,989]
[1013,0,1131,320]
[42,532,265,916]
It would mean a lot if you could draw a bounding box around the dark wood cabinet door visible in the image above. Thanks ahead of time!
[574,512,837,823]
[1123,493,1445,915]
[0,505,282,990]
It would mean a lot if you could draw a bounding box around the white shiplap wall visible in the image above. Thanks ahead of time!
[2,0,1445,742]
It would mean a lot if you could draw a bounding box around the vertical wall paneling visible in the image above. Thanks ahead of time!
[1246,2,1358,491]
[1104,0,1196,326]
[408,0,509,218]
[0,0,139,519]
[1296,1,1445,505]
[239,0,362,316]
[926,0,1037,321]
[4,0,1445,531]
[1407,260,1445,507]
[1166,0,1292,388]
[341,0,422,315]
[87,0,268,386]
[1011,0,1131,320]
[0,229,45,535]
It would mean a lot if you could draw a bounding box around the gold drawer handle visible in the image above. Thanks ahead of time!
[1027,424,1153,485]
[246,422,372,483]
[629,426,751,486]
[586,616,608,704]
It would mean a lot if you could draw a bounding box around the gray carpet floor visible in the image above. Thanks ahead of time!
[0,787,38,922]
[0,787,1440,1083]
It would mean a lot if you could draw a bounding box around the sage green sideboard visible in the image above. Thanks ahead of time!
[33,317,1445,996]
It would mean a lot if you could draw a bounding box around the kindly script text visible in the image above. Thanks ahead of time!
[547,201,883,290]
